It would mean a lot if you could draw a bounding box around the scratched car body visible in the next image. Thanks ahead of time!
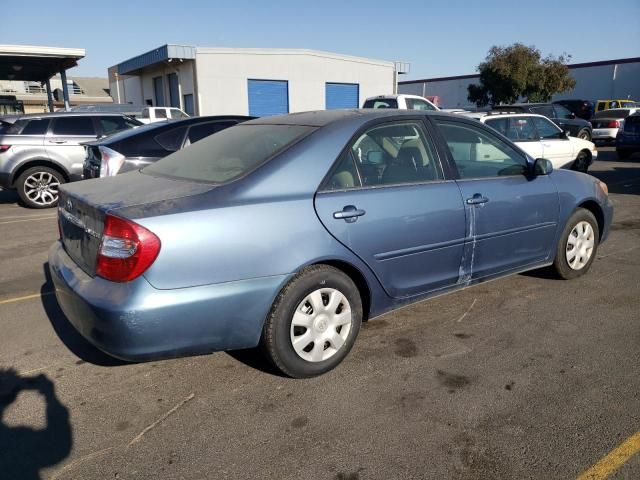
[49,110,613,378]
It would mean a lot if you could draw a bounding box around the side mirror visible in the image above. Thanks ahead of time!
[562,130,570,139]
[568,112,576,119]
[533,158,553,176]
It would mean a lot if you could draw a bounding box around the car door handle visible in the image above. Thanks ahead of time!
[48,140,67,144]
[333,205,366,222]
[466,194,489,205]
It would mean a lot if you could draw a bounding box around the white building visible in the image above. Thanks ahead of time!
[109,45,395,116]
[399,57,640,108]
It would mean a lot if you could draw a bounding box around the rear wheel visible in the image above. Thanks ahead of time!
[16,166,65,209]
[552,208,599,280]
[261,265,362,378]
[577,128,591,141]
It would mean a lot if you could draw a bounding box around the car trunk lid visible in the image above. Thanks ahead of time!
[57,171,214,276]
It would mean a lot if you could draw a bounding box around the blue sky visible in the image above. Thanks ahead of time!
[3,0,639,80]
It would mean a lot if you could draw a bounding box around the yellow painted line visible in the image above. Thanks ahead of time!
[577,431,640,480]
[0,291,53,305]
[0,216,56,225]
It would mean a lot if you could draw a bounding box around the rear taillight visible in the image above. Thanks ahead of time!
[98,146,125,177]
[96,214,161,282]
[606,120,621,128]
[0,145,10,153]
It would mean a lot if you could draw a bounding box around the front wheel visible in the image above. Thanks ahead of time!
[552,208,599,280]
[261,265,362,378]
[16,166,65,208]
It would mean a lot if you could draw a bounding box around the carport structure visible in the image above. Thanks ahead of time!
[0,44,85,112]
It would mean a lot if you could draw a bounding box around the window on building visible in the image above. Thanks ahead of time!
[183,94,194,115]
[153,76,165,106]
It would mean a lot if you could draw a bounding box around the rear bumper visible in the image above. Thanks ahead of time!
[592,128,618,141]
[48,241,290,361]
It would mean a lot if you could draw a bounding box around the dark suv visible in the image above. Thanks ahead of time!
[0,113,141,208]
[492,103,593,140]
[553,99,594,120]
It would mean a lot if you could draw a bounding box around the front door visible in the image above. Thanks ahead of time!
[433,118,560,279]
[314,119,466,298]
[46,116,97,176]
[531,116,574,169]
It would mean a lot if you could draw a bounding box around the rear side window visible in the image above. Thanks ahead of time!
[155,126,188,151]
[7,118,50,135]
[187,122,235,144]
[144,124,313,184]
[362,99,398,109]
[52,117,96,136]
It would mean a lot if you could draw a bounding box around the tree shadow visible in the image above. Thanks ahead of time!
[41,263,127,367]
[0,368,73,479]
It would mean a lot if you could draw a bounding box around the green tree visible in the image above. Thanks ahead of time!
[467,43,576,106]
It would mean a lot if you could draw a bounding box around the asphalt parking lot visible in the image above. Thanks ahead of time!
[0,147,638,480]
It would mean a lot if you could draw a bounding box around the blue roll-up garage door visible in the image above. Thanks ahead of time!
[248,79,289,117]
[325,83,359,109]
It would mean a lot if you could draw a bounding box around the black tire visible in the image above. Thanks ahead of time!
[616,149,632,160]
[261,265,362,378]
[577,128,591,141]
[15,166,65,209]
[572,150,591,173]
[552,208,599,280]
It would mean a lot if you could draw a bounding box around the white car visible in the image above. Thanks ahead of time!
[463,112,597,172]
[362,94,439,111]
[591,108,639,143]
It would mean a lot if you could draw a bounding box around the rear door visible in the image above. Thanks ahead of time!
[314,118,466,298]
[46,116,98,176]
[433,117,559,279]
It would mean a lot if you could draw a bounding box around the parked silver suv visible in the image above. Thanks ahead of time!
[0,112,141,208]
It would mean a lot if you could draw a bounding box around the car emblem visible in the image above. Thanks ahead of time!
[66,199,73,211]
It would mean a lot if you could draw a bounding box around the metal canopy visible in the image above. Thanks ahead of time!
[0,45,85,82]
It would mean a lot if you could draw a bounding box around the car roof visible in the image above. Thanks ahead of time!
[246,109,446,127]
[464,112,548,121]
[94,115,253,145]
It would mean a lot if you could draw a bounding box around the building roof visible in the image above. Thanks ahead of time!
[400,56,640,85]
[113,44,394,75]
[0,44,85,82]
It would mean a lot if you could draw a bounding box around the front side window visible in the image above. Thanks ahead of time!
[405,98,437,111]
[52,117,96,136]
[349,122,441,186]
[144,124,313,184]
[155,109,168,119]
[531,117,563,139]
[436,120,528,179]
[170,109,188,119]
[485,117,537,142]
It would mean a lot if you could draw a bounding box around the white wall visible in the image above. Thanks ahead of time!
[193,49,395,115]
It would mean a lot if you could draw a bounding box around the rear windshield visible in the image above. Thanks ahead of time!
[363,99,399,109]
[143,124,314,183]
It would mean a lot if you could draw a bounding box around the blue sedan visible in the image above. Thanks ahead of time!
[49,110,613,378]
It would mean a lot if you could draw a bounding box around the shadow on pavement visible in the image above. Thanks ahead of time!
[226,348,288,378]
[0,368,72,480]
[590,165,640,195]
[41,262,127,367]
[0,189,20,205]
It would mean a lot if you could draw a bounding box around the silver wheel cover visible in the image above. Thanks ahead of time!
[566,221,595,270]
[290,288,352,362]
[23,171,60,206]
